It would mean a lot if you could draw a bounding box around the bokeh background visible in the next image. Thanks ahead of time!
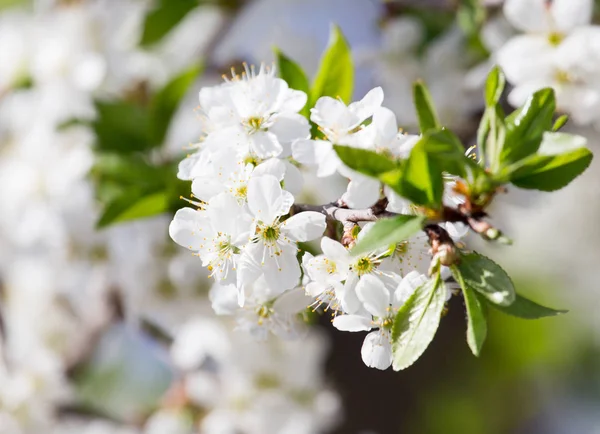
[0,0,599,433]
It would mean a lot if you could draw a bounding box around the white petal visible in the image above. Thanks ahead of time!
[269,113,310,144]
[372,106,398,146]
[551,0,592,32]
[168,208,208,251]
[281,211,326,242]
[311,96,353,129]
[209,283,239,314]
[253,158,286,180]
[339,273,362,314]
[394,271,427,307]
[320,236,349,261]
[356,275,391,317]
[282,159,304,195]
[305,281,329,297]
[250,131,283,158]
[282,88,308,113]
[262,246,302,293]
[332,314,373,332]
[349,87,384,123]
[361,331,393,370]
[496,35,555,84]
[247,175,292,224]
[503,0,552,33]
[273,287,313,314]
[342,175,380,208]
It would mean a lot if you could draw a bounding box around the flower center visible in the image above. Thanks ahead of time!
[243,153,261,166]
[548,31,564,46]
[325,258,336,274]
[555,69,572,84]
[353,257,374,276]
[244,116,265,134]
[235,184,247,198]
[260,225,280,242]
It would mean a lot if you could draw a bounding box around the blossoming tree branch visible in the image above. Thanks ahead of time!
[166,25,593,371]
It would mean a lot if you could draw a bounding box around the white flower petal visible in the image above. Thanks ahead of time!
[361,331,393,370]
[356,275,391,317]
[332,314,373,332]
[349,87,384,123]
[342,174,380,208]
[250,130,283,158]
[262,246,302,293]
[168,208,209,251]
[281,211,326,242]
[269,113,310,144]
[247,175,292,224]
[503,0,553,33]
[273,287,313,314]
[496,35,555,84]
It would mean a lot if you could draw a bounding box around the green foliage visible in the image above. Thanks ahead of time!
[310,24,353,105]
[140,0,198,46]
[455,252,516,307]
[392,275,446,371]
[452,265,487,356]
[484,66,505,107]
[274,48,310,117]
[497,132,593,191]
[552,114,569,131]
[93,64,200,154]
[150,62,203,144]
[93,101,153,154]
[485,293,567,319]
[93,155,189,228]
[501,88,556,166]
[413,80,440,133]
[333,145,398,177]
[352,215,426,256]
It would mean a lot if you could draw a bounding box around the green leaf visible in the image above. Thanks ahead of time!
[413,80,440,133]
[484,66,505,107]
[333,145,398,177]
[451,265,487,356]
[501,88,556,166]
[455,252,515,306]
[97,190,169,228]
[274,48,310,117]
[310,24,353,105]
[392,276,446,371]
[93,101,152,153]
[140,0,197,46]
[149,62,203,144]
[506,132,593,191]
[484,293,568,319]
[400,138,444,208]
[352,215,426,256]
[421,128,468,178]
[552,114,569,131]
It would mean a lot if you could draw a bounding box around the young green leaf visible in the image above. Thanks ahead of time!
[484,293,567,319]
[413,80,440,133]
[455,252,516,306]
[400,138,444,208]
[93,101,152,153]
[274,48,310,117]
[484,66,505,107]
[392,276,446,371]
[552,114,569,131]
[352,215,426,256]
[149,62,203,144]
[97,190,169,228]
[501,88,556,166]
[333,145,398,177]
[140,0,197,46]
[505,132,593,191]
[421,128,468,178]
[451,265,487,356]
[310,24,353,105]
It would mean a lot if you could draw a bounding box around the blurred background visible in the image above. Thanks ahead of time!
[0,0,599,433]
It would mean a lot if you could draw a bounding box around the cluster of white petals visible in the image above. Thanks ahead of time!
[172,65,467,371]
[495,0,600,127]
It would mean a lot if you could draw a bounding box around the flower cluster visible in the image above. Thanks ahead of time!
[495,0,600,127]
[171,65,468,370]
